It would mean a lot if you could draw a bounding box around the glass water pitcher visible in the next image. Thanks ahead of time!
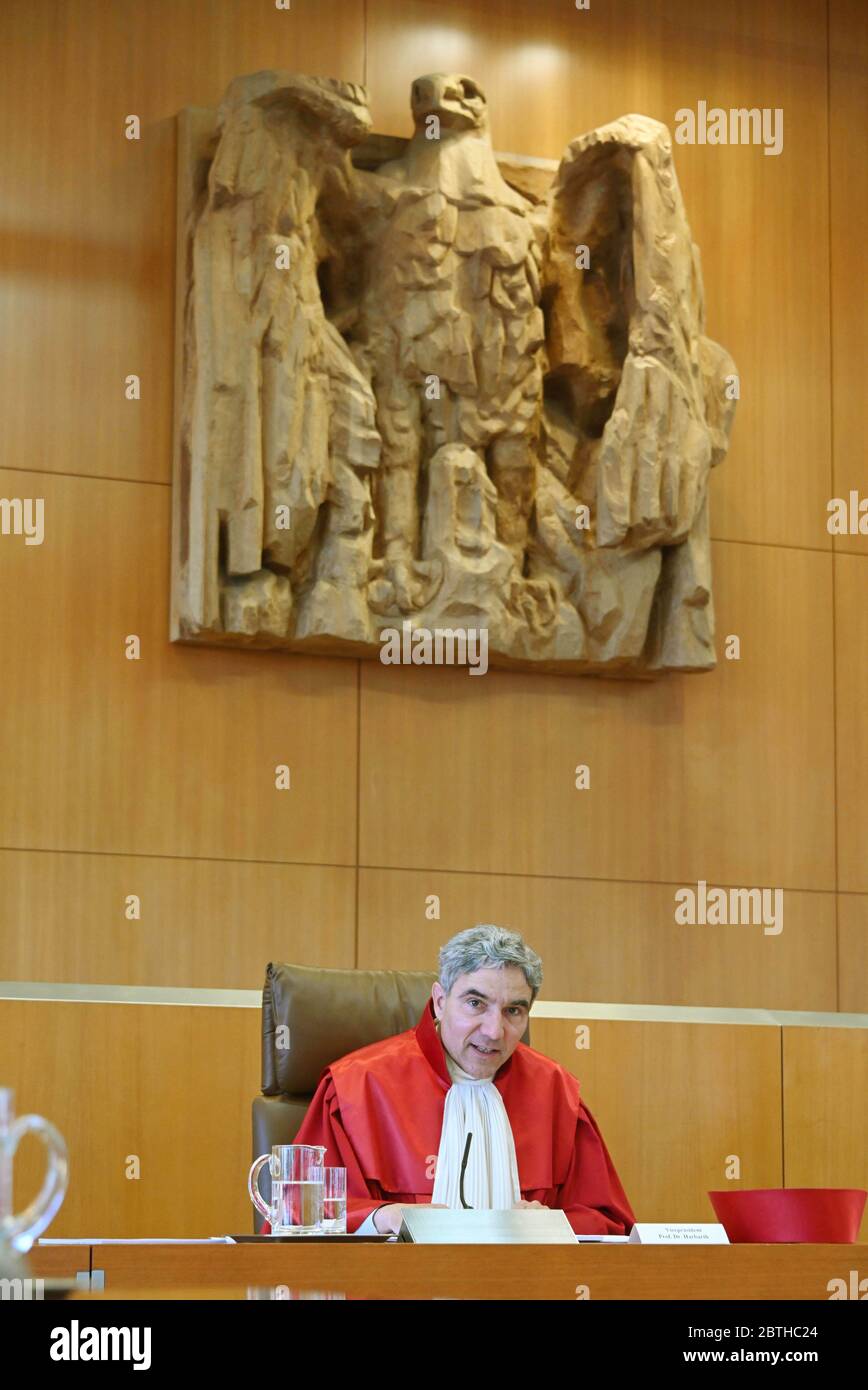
[0,1086,69,1254]
[248,1144,326,1235]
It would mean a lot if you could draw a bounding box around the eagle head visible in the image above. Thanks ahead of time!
[410,73,488,133]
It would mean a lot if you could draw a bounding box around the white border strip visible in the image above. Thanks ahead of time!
[531,1000,868,1029]
[0,982,260,1008]
[1,982,866,1028]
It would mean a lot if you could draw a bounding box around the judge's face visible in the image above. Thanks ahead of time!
[432,966,532,1078]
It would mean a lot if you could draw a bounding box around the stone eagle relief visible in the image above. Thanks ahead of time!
[172,71,738,674]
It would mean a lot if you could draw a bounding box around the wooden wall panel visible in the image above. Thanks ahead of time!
[783,1026,868,1242]
[530,1018,783,1225]
[0,0,833,550]
[360,541,835,891]
[0,469,359,864]
[3,1000,797,1240]
[366,0,831,553]
[0,850,356,988]
[0,0,860,1245]
[358,869,837,1011]
[830,0,868,558]
[835,555,868,893]
[0,1000,260,1239]
[839,896,868,1015]
[0,0,365,488]
[6,996,864,1241]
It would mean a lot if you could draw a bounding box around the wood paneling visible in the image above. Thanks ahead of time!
[7,997,865,1242]
[3,998,806,1242]
[783,1026,868,1242]
[0,0,365,487]
[28,1244,90,1284]
[0,850,355,988]
[0,1000,260,1239]
[367,0,832,553]
[530,1018,782,1226]
[830,0,868,558]
[0,469,359,864]
[358,869,837,1011]
[0,0,862,1244]
[53,1243,868,1301]
[839,896,868,1015]
[835,555,868,893]
[0,0,834,552]
[360,541,835,890]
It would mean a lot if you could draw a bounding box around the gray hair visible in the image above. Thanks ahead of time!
[438,925,543,1003]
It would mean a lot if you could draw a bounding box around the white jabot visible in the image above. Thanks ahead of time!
[430,1021,522,1210]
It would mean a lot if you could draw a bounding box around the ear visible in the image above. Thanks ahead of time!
[431,981,445,1017]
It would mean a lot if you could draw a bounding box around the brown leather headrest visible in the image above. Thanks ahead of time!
[261,961,437,1095]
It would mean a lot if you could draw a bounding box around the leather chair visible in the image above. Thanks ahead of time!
[251,960,531,1231]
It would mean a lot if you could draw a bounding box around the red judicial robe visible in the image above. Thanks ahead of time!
[268,998,635,1235]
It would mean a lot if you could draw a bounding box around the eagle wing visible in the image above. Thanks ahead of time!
[542,115,737,553]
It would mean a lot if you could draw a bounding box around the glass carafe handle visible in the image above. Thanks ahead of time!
[1,1114,69,1253]
[248,1154,272,1222]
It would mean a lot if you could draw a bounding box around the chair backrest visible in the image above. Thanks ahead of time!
[251,960,531,1230]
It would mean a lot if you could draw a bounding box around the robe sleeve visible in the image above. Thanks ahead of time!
[556,1100,636,1236]
[261,1070,387,1235]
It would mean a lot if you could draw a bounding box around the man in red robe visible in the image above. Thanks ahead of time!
[278,927,635,1236]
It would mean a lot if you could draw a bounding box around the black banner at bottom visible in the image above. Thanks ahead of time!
[4,1296,864,1374]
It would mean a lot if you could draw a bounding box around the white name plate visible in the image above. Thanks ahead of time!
[628,1223,729,1244]
[398,1207,576,1244]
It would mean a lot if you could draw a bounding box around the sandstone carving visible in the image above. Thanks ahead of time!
[172,71,738,674]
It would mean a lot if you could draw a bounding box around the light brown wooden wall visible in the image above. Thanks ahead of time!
[0,0,865,1238]
[3,1002,865,1242]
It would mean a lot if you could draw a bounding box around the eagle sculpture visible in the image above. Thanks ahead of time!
[173,71,737,675]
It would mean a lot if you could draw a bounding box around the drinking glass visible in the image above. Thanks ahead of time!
[317,1166,347,1234]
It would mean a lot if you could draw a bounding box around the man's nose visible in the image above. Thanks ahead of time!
[479,1013,505,1041]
